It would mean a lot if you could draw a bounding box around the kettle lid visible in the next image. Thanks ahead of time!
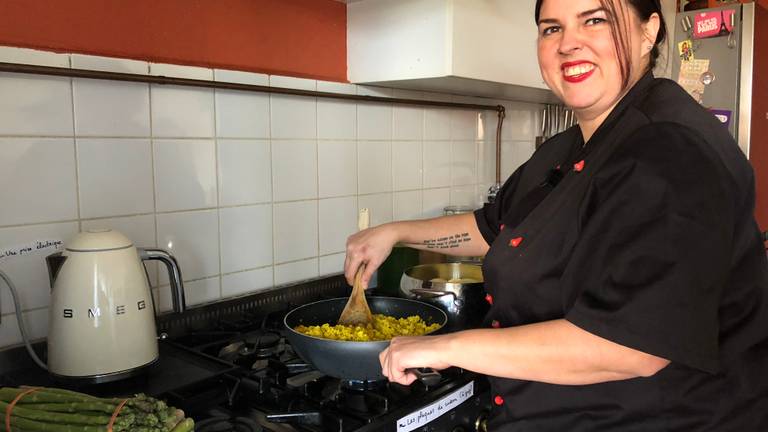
[66,229,133,252]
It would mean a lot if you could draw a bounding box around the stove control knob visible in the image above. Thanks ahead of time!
[475,412,489,432]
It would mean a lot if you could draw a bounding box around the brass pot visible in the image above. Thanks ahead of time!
[400,263,487,331]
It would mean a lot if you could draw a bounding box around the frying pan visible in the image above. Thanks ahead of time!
[283,296,447,382]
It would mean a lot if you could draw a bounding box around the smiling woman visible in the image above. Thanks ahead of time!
[535,0,664,140]
[345,0,768,430]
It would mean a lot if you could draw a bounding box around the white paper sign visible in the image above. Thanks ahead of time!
[396,381,474,432]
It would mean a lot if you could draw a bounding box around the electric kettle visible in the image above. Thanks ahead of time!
[45,229,186,383]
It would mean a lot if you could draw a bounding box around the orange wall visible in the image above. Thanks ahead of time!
[753,2,768,232]
[0,0,347,82]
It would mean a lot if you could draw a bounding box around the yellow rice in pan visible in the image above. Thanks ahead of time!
[294,314,441,342]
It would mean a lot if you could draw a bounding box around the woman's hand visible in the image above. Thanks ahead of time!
[344,224,399,288]
[379,335,453,385]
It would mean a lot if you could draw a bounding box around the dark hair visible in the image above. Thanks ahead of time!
[534,0,668,90]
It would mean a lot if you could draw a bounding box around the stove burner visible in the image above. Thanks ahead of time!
[216,331,283,364]
[244,332,281,358]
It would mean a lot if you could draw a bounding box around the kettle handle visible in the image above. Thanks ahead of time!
[138,248,186,314]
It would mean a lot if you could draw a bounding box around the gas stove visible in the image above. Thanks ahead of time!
[157,275,492,432]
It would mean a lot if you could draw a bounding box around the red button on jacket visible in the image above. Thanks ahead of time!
[485,294,493,305]
[494,395,504,406]
[491,320,501,328]
[574,160,585,172]
[509,237,523,247]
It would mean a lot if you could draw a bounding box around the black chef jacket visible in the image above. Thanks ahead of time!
[474,72,768,431]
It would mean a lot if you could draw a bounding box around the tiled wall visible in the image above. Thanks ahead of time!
[0,47,539,348]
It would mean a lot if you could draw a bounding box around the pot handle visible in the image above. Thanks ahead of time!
[138,248,186,313]
[410,287,457,300]
[407,367,442,387]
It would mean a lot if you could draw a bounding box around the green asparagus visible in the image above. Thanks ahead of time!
[1,386,192,432]
[170,418,194,432]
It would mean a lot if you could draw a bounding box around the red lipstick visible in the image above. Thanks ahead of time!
[561,61,595,83]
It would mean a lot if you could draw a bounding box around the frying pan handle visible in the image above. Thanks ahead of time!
[407,367,442,386]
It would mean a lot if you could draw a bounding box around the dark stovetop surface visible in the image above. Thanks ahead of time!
[0,341,236,397]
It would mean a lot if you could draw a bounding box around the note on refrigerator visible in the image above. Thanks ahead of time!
[677,59,710,103]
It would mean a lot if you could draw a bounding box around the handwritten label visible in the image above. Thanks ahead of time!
[677,58,710,103]
[0,239,64,262]
[397,381,474,432]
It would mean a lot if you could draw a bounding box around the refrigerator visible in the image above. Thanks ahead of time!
[672,2,768,230]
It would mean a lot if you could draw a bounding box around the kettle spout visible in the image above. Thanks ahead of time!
[45,252,67,289]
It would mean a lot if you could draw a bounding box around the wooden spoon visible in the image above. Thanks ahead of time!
[338,208,374,326]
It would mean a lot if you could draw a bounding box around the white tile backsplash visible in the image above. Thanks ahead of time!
[272,140,318,202]
[218,139,271,206]
[451,141,477,186]
[318,140,357,198]
[0,51,539,349]
[0,138,78,226]
[358,141,392,194]
[318,100,356,140]
[270,95,316,139]
[358,193,393,227]
[319,196,358,255]
[392,141,423,191]
[220,205,273,274]
[77,138,154,218]
[275,258,319,285]
[273,201,318,263]
[73,79,151,137]
[151,85,215,137]
[451,110,479,140]
[183,277,221,306]
[358,103,392,140]
[319,253,345,276]
[0,74,73,136]
[215,91,270,138]
[222,267,273,298]
[423,141,452,188]
[423,187,451,218]
[394,190,423,221]
[393,105,424,141]
[154,139,217,212]
[502,102,537,141]
[157,209,220,282]
[424,108,451,141]
[451,185,479,208]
